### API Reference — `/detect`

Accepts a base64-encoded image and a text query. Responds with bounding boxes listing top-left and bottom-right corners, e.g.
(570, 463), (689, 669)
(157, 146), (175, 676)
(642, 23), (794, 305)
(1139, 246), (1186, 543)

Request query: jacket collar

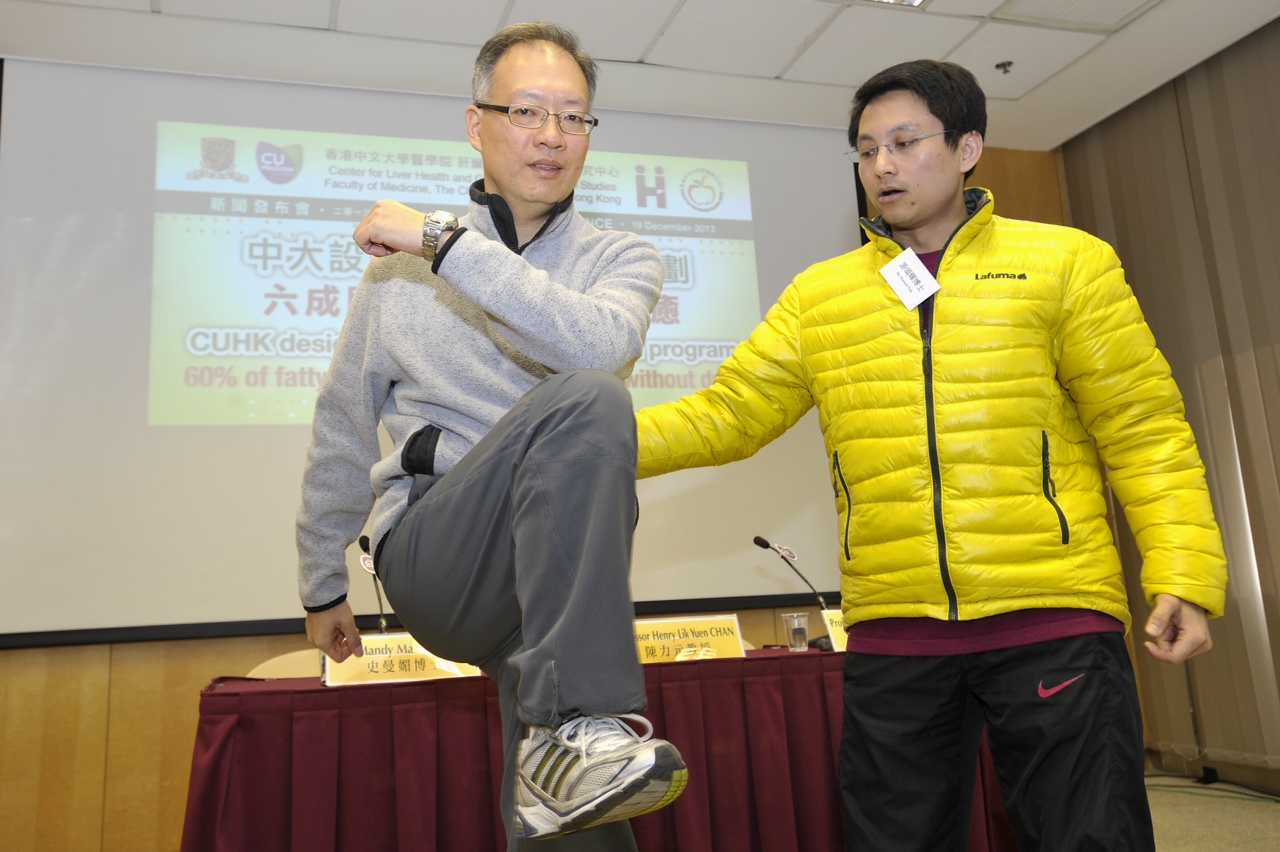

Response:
(861, 187), (994, 260)
(467, 179), (576, 253)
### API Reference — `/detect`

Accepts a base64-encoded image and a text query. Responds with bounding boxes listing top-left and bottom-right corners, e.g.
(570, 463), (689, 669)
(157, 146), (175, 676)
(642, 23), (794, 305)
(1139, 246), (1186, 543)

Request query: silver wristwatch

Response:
(421, 210), (459, 261)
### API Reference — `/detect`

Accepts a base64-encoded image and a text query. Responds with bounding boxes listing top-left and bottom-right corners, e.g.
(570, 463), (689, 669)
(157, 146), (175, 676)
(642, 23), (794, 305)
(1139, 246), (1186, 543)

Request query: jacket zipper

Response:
(832, 451), (853, 561)
(921, 214), (978, 622)
(866, 192), (989, 622)
(1041, 431), (1070, 545)
(920, 297), (958, 620)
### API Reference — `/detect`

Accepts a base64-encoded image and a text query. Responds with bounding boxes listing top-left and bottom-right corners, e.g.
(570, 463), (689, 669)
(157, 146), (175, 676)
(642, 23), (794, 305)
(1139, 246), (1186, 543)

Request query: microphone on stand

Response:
(753, 535), (827, 610)
(753, 535), (834, 651)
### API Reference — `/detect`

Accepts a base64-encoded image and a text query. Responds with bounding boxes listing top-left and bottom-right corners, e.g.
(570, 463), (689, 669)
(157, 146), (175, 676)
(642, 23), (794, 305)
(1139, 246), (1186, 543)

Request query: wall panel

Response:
(0, 646), (111, 851)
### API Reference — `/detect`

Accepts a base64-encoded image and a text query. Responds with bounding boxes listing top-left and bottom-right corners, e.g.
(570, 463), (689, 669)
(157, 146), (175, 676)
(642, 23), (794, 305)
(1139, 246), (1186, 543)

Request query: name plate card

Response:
(822, 609), (847, 651)
(322, 633), (481, 687)
(634, 614), (746, 664)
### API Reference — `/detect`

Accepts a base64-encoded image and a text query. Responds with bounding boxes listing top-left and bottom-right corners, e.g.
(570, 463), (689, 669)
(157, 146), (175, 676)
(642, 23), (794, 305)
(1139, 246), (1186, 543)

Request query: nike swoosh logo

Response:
(1037, 674), (1084, 699)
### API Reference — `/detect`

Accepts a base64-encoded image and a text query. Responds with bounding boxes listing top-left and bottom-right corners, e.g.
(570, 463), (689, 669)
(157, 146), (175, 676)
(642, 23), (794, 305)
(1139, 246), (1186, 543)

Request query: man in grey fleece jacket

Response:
(296, 22), (686, 851)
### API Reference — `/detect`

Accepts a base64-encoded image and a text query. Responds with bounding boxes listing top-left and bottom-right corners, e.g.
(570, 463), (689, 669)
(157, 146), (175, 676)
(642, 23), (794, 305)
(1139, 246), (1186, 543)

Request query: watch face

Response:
(423, 211), (457, 259)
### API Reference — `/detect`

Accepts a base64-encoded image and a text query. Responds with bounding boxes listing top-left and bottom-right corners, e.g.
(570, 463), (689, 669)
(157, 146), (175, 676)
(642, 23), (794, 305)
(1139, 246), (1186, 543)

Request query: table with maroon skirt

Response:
(182, 650), (1016, 851)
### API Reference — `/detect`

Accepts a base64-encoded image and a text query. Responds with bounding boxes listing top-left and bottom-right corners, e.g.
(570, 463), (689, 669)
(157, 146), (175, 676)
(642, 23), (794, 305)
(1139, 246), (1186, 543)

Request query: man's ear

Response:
(465, 105), (483, 154)
(960, 131), (983, 174)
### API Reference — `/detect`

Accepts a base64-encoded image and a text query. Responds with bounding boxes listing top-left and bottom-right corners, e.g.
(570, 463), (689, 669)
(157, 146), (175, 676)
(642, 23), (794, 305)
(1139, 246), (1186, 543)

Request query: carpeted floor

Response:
(1146, 773), (1280, 851)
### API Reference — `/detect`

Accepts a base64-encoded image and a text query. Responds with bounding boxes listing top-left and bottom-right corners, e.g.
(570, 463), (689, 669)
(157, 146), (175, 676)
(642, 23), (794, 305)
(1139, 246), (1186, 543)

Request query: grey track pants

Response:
(377, 370), (648, 851)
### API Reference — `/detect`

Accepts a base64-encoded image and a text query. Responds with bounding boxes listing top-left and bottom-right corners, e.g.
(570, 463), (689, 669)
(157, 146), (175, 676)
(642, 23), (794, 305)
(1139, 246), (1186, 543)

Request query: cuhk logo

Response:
(680, 168), (723, 212)
(257, 142), (303, 185)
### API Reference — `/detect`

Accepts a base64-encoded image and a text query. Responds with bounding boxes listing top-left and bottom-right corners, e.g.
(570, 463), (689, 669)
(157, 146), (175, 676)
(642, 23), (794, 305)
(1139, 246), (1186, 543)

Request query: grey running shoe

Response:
(513, 713), (688, 839)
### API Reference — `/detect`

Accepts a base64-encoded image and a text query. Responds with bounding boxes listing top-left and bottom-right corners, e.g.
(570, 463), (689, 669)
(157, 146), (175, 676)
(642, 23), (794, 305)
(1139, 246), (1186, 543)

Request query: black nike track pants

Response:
(838, 632), (1154, 851)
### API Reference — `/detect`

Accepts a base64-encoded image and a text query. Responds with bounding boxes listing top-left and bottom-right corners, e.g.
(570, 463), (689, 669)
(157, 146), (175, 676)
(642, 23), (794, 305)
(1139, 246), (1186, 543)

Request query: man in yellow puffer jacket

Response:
(637, 59), (1227, 851)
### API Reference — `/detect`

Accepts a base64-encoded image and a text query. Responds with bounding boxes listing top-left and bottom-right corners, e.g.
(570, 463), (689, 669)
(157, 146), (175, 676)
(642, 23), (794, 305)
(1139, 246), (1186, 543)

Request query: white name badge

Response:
(880, 248), (940, 310)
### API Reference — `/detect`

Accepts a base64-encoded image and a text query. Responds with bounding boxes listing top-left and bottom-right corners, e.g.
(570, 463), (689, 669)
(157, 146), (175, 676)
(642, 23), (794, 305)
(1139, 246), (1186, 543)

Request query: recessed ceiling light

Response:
(859, 0), (926, 7)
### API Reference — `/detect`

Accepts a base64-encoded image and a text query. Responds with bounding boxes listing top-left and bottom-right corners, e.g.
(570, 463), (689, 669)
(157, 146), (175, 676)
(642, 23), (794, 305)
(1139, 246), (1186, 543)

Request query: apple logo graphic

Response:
(680, 169), (724, 212)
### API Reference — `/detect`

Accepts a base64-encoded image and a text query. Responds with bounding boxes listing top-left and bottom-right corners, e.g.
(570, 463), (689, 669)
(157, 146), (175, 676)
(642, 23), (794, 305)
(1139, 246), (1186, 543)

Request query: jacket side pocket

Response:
(832, 450), (853, 561)
(1041, 431), (1070, 545)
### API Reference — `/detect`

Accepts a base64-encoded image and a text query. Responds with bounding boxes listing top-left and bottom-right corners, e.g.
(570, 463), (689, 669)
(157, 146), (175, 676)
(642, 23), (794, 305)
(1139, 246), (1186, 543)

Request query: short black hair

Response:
(849, 60), (987, 179)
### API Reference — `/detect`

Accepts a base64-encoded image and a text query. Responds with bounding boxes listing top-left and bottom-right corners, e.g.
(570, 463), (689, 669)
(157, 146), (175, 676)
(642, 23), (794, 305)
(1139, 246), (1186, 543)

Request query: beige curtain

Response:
(1061, 18), (1280, 793)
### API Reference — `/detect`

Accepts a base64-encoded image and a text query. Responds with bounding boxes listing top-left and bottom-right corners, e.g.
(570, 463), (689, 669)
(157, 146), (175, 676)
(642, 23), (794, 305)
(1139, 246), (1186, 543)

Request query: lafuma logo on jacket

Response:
(975, 271), (1028, 280)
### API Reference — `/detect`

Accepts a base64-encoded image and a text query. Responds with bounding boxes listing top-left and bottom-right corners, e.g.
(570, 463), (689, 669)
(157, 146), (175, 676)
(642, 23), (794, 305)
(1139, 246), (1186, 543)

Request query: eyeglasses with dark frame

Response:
(846, 129), (958, 164)
(474, 102), (600, 136)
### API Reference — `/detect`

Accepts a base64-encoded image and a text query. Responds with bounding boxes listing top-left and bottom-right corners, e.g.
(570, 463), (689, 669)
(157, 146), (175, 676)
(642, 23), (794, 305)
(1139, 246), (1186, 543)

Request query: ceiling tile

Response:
(995, 0), (1162, 32)
(34, 0), (151, 10)
(921, 0), (1006, 15)
(6, 0), (1278, 151)
(506, 0), (683, 63)
(159, 0), (331, 29)
(646, 0), (837, 78)
(334, 0), (507, 44)
(786, 3), (979, 86)
(946, 20), (1104, 99)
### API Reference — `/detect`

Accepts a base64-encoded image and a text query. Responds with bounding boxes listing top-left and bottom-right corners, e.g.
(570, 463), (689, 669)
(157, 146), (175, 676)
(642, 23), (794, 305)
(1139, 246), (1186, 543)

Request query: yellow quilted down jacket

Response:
(637, 188), (1227, 630)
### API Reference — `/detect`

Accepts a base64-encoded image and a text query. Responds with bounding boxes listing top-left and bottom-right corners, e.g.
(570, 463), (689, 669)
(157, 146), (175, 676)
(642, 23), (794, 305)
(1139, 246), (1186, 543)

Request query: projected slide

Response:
(148, 121), (760, 425)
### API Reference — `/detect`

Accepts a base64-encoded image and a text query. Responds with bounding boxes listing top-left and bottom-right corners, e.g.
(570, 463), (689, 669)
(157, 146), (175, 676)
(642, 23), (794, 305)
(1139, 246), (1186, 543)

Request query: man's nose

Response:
(869, 148), (897, 175)
(533, 115), (566, 146)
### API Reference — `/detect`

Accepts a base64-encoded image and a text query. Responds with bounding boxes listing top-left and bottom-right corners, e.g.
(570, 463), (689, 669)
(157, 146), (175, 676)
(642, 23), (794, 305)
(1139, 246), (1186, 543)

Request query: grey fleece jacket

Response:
(295, 182), (663, 610)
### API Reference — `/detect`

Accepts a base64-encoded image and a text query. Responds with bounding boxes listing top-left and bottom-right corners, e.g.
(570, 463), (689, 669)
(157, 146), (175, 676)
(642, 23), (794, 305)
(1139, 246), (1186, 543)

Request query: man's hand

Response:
(353, 199), (432, 257)
(306, 601), (364, 662)
(1144, 593), (1212, 664)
